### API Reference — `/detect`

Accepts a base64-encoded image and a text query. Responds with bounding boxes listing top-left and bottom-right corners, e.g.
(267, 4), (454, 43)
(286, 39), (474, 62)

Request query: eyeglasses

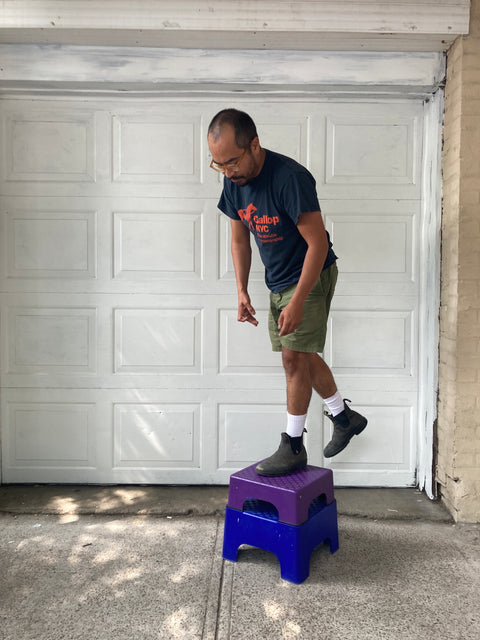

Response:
(209, 148), (247, 173)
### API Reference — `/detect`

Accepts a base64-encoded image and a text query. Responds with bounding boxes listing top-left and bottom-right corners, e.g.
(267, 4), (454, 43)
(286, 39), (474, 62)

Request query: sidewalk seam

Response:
(202, 517), (226, 640)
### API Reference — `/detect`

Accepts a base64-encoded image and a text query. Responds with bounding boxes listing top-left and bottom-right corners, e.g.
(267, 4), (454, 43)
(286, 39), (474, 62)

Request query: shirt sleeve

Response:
(218, 181), (241, 220)
(281, 170), (321, 224)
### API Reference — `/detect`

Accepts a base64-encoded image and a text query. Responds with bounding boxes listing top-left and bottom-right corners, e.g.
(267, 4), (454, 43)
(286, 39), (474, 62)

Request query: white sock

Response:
(324, 391), (345, 417)
(286, 412), (307, 438)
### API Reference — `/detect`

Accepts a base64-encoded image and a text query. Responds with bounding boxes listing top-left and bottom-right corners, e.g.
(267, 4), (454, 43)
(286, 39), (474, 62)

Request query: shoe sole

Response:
(255, 460), (307, 477)
(323, 419), (368, 458)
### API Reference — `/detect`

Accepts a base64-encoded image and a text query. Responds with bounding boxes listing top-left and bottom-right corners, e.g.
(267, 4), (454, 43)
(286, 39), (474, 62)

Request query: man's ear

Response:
(250, 136), (261, 153)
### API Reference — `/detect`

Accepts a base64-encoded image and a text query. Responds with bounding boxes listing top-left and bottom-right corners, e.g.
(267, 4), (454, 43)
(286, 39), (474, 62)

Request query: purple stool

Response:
(227, 463), (335, 525)
(222, 498), (339, 584)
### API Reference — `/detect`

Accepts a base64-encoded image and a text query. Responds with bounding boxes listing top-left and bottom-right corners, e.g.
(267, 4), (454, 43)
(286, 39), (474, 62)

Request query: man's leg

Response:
(282, 348), (312, 415)
(307, 352), (337, 399)
(255, 347), (368, 474)
(308, 352), (345, 416)
(308, 353), (368, 457)
(257, 264), (367, 474)
(255, 348), (310, 476)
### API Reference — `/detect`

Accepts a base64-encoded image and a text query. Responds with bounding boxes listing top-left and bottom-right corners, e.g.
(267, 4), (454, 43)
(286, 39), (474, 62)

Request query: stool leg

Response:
(222, 508), (242, 562)
(327, 524), (339, 554)
(277, 542), (311, 584)
(222, 537), (240, 562)
(323, 502), (339, 554)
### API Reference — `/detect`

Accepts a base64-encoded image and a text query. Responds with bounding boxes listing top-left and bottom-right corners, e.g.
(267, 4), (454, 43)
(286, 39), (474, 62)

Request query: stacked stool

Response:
(222, 463), (339, 584)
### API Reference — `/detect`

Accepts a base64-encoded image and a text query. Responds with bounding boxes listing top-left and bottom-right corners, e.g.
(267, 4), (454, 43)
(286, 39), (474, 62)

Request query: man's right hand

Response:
(237, 294), (258, 326)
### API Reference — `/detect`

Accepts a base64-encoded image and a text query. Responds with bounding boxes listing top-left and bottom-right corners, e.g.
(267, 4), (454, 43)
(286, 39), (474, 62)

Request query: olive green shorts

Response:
(268, 262), (338, 353)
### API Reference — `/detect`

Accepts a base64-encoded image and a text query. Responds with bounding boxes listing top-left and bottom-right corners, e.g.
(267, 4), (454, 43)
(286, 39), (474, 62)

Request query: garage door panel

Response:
(327, 310), (414, 376)
(3, 110), (97, 184)
(113, 403), (201, 469)
(110, 197), (220, 289)
(6, 208), (97, 279)
(5, 401), (97, 471)
(7, 306), (97, 374)
(113, 210), (203, 280)
(114, 308), (203, 374)
(1, 197), (103, 290)
(318, 102), (422, 199)
(326, 119), (416, 184)
(0, 97), (426, 486)
(219, 306), (281, 374)
(323, 198), (419, 295)
(329, 215), (414, 281)
(107, 105), (213, 198)
(112, 114), (202, 184)
(255, 118), (310, 166)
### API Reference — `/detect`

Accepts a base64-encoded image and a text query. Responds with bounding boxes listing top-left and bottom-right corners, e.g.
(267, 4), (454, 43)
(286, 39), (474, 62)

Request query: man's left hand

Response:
(278, 302), (303, 337)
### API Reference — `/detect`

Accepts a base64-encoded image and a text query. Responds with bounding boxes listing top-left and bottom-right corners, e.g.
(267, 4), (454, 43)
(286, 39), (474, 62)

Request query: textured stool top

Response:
(228, 463), (334, 525)
(230, 462), (332, 492)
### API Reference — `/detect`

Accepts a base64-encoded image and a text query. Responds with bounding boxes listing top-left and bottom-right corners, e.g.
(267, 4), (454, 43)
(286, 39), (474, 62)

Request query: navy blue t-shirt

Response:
(218, 149), (337, 293)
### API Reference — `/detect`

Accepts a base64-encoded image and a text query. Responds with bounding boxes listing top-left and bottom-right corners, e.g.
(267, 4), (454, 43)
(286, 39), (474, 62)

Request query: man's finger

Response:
(239, 310), (258, 326)
(279, 324), (289, 336)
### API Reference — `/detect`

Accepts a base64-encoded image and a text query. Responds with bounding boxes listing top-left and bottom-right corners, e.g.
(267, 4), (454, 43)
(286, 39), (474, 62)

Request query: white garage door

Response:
(0, 96), (426, 485)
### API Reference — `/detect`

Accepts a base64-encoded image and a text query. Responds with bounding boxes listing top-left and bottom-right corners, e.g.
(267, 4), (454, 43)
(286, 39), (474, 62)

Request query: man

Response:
(208, 108), (367, 476)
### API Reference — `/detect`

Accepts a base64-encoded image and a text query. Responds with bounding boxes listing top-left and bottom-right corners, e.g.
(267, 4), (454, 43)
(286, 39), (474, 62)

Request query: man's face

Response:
(208, 125), (261, 186)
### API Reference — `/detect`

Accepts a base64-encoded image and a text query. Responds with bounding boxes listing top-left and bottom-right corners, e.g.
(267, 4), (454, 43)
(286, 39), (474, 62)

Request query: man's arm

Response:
(277, 210), (329, 337)
(230, 219), (258, 326)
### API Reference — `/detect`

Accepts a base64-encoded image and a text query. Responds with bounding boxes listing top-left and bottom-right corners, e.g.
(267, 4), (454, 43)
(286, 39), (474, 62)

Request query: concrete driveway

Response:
(1, 485), (479, 640)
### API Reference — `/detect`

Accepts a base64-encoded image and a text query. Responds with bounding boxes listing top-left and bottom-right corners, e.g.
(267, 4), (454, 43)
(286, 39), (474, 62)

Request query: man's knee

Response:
(281, 347), (308, 376)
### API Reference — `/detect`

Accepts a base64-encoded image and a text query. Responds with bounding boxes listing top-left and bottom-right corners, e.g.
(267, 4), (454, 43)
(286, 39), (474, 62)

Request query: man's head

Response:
(208, 108), (265, 186)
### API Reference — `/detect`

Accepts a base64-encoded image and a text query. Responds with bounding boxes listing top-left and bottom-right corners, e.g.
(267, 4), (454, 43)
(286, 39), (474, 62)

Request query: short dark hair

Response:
(208, 109), (258, 149)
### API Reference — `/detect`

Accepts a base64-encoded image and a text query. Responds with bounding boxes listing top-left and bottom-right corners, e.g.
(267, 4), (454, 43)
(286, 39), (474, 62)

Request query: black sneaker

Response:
(323, 400), (367, 458)
(255, 433), (307, 477)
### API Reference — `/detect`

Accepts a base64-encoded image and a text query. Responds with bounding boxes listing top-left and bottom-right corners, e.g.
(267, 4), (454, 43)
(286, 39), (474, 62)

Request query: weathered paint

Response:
(0, 1), (471, 51)
(0, 45), (446, 96)
(418, 90), (444, 499)
(0, 0), (471, 35)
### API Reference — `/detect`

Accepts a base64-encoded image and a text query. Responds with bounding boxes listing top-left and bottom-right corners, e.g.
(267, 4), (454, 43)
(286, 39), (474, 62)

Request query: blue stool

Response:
(222, 496), (339, 584)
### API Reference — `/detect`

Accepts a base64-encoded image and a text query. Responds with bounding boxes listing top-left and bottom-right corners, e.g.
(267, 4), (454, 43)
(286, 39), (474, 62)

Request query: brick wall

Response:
(438, 0), (480, 522)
